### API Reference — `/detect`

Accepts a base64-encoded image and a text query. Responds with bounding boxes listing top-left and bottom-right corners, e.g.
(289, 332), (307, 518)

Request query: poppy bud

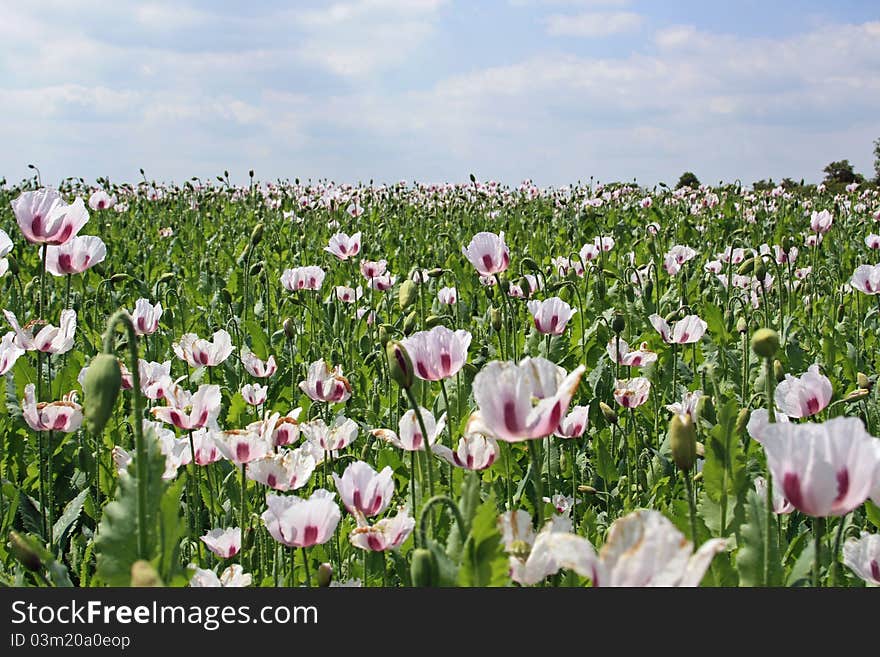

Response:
(737, 257), (756, 276)
(425, 314), (444, 328)
(23, 278), (35, 298)
(110, 273), (129, 284)
(82, 353), (122, 435)
(317, 562), (333, 587)
(399, 279), (418, 310)
(753, 257), (767, 280)
(9, 531), (42, 572)
(837, 304), (845, 323)
(577, 485), (597, 494)
(696, 394), (715, 424)
(250, 222), (264, 247)
(844, 388), (870, 403)
(249, 260), (264, 276)
(411, 548), (438, 587)
(377, 325), (390, 346)
(736, 317), (748, 334)
(283, 317), (296, 339)
(751, 328), (779, 358)
(220, 289), (232, 306)
(669, 413), (697, 472)
(403, 311), (418, 335)
(5, 254), (18, 276)
(612, 314), (625, 334)
(427, 268), (445, 278)
(130, 560), (163, 587)
(735, 407), (750, 436)
(386, 340), (414, 389)
(599, 401), (618, 425)
(489, 306), (502, 331)
(857, 372), (871, 390)
(157, 272), (175, 284)
(773, 359), (784, 382)
(644, 279), (653, 300)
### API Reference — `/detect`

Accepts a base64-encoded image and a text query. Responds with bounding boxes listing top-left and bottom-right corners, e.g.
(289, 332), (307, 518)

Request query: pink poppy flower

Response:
(172, 330), (233, 368)
(241, 348), (277, 378)
(462, 231), (510, 276)
(843, 532), (880, 586)
(437, 286), (458, 305)
(0, 332), (24, 375)
(262, 489), (341, 548)
(131, 299), (162, 336)
(613, 377), (651, 409)
(272, 409), (303, 447)
(22, 384), (83, 433)
(400, 326), (471, 381)
(200, 528), (241, 559)
(332, 460), (394, 518)
(554, 404), (590, 439)
(4, 309), (76, 355)
(649, 314), (707, 344)
(527, 297), (577, 335)
(433, 431), (499, 470)
(360, 259), (387, 279)
(606, 339), (657, 368)
(151, 384), (221, 431)
(88, 189), (116, 211)
(281, 266), (325, 291)
(12, 189), (88, 246)
(349, 507), (415, 552)
(43, 235), (106, 276)
(248, 447), (315, 491)
(213, 427), (272, 466)
(299, 359), (352, 403)
(810, 209), (833, 233)
(240, 383), (268, 407)
(774, 365), (832, 418)
(372, 407), (446, 452)
(851, 264), (880, 295)
(467, 357), (586, 442)
(138, 359), (175, 400)
(325, 232), (362, 260)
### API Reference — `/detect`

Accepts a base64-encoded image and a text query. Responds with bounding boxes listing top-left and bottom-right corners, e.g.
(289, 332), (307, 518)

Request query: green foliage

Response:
(735, 489), (783, 587)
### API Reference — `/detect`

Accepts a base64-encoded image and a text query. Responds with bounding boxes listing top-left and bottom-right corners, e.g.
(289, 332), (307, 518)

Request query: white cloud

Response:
(545, 11), (644, 36)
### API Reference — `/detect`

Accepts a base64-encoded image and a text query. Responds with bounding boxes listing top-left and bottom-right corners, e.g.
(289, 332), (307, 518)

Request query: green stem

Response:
(527, 440), (544, 528)
(813, 516), (824, 588)
(302, 547), (312, 587)
(404, 388), (435, 498)
(763, 355), (776, 587)
(830, 514), (847, 587)
(684, 468), (698, 544)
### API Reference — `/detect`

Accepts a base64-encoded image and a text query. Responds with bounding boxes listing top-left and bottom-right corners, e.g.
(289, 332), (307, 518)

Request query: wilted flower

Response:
(4, 309), (76, 354)
(607, 338), (658, 368)
(190, 565), (252, 587)
(349, 507), (415, 552)
(272, 409), (303, 447)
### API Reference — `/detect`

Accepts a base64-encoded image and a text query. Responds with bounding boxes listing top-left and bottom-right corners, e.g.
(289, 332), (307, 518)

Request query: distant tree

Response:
(752, 178), (775, 191)
(781, 177), (801, 190)
(822, 159), (859, 186)
(873, 137), (880, 183)
(675, 171), (700, 189)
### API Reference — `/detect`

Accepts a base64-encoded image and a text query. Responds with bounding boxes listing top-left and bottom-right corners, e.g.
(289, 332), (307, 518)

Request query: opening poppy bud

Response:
(577, 485), (597, 494)
(669, 413), (697, 472)
(387, 340), (414, 389)
(130, 560), (163, 587)
(317, 562), (333, 587)
(411, 548), (438, 587)
(425, 314), (443, 328)
(612, 313), (626, 334)
(489, 306), (502, 331)
(82, 353), (122, 435)
(599, 401), (618, 425)
(5, 254), (18, 276)
(250, 223), (264, 247)
(735, 407), (750, 436)
(403, 310), (418, 335)
(399, 279), (418, 310)
(857, 372), (871, 390)
(773, 359), (784, 382)
(282, 317), (296, 339)
(249, 260), (264, 276)
(9, 531), (42, 572)
(845, 388), (870, 403)
(737, 257), (756, 276)
(750, 328), (779, 358)
(736, 317), (748, 334)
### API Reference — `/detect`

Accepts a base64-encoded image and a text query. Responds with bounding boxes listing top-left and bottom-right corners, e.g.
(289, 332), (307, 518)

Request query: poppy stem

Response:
(302, 547), (312, 587)
(527, 439), (544, 528)
(830, 514), (847, 587)
(813, 516), (824, 588)
(404, 388), (435, 498)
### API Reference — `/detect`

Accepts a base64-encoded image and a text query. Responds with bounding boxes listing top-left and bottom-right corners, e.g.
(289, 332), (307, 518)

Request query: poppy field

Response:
(1, 175), (879, 588)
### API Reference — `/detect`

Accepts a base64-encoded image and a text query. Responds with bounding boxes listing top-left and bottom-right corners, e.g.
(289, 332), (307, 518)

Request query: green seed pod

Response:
(411, 548), (438, 587)
(735, 407), (750, 436)
(317, 562), (333, 587)
(489, 306), (502, 331)
(425, 314), (444, 328)
(130, 560), (163, 587)
(9, 531), (42, 572)
(669, 413), (697, 472)
(377, 324), (390, 346)
(612, 314), (626, 334)
(752, 257), (767, 280)
(737, 257), (756, 276)
(857, 372), (872, 390)
(283, 317), (296, 339)
(773, 359), (784, 382)
(696, 394), (715, 425)
(736, 317), (748, 334)
(599, 401), (618, 425)
(403, 310), (418, 335)
(386, 340), (414, 389)
(399, 279), (418, 310)
(751, 328), (780, 358)
(82, 353), (122, 435)
(250, 222), (264, 247)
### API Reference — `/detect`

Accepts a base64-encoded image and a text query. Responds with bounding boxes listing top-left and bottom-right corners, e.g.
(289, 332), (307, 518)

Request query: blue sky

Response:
(1, 0), (878, 187)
